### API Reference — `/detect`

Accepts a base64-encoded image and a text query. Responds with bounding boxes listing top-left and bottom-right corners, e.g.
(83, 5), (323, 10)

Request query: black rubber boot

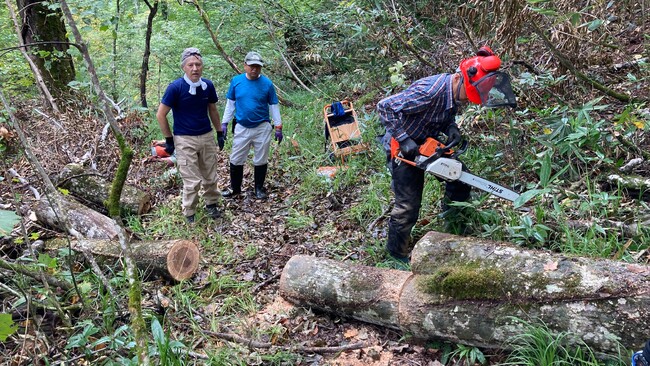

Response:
(254, 164), (268, 199)
(222, 164), (243, 198)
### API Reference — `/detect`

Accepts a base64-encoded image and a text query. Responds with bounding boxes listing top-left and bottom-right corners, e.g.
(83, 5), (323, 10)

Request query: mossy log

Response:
(605, 174), (650, 200)
(58, 163), (151, 215)
(34, 192), (119, 239)
(72, 239), (200, 281)
(279, 232), (650, 355)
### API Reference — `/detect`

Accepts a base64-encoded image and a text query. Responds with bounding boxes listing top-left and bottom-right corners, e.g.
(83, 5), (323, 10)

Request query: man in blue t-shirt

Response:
(221, 51), (283, 200)
(156, 47), (224, 223)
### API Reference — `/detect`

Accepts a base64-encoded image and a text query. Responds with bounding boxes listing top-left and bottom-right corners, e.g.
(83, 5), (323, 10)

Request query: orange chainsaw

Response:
(390, 136), (520, 202)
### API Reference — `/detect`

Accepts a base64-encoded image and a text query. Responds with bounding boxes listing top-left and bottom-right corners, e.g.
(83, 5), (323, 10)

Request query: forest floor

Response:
(3, 85), (649, 365)
(1, 100), (503, 365)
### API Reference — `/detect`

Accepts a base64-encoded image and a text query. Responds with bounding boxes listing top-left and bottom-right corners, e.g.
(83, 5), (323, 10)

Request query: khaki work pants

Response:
(175, 131), (220, 217)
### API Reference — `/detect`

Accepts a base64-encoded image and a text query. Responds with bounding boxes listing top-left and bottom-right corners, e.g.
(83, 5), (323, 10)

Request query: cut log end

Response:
(166, 240), (200, 281)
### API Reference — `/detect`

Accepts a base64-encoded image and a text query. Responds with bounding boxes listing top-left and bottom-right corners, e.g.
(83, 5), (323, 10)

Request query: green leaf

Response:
(38, 253), (57, 269)
(539, 151), (552, 188)
(514, 188), (549, 208)
(151, 317), (165, 344)
(0, 209), (19, 236)
(587, 19), (603, 31)
(569, 12), (581, 26)
(0, 313), (18, 341)
(529, 7), (557, 16)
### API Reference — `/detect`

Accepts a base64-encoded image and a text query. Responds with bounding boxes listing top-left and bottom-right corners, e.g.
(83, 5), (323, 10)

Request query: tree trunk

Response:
(17, 0), (75, 93)
(279, 232), (650, 355)
(57, 163), (151, 215)
(71, 238), (200, 281)
(34, 192), (120, 239)
(140, 0), (158, 108)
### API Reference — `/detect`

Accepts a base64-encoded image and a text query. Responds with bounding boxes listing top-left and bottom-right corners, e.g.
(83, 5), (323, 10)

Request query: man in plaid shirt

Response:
(378, 46), (514, 263)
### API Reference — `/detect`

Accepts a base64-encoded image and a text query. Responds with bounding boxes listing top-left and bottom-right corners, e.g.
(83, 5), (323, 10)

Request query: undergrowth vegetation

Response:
(0, 0), (648, 365)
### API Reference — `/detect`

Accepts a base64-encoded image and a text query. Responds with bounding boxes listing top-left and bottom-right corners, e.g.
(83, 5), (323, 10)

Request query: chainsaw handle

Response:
(394, 155), (417, 166)
(450, 139), (468, 158)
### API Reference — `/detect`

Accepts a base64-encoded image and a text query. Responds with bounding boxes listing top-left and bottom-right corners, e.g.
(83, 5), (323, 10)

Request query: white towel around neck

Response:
(183, 74), (207, 95)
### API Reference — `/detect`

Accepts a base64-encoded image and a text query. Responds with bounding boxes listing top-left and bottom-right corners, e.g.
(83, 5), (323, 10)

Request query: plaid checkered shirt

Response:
(377, 73), (458, 143)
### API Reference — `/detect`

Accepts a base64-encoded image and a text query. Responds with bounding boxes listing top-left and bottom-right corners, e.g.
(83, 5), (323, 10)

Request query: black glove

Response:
(217, 131), (225, 151)
(164, 136), (175, 155)
(446, 125), (462, 147)
(398, 137), (419, 160)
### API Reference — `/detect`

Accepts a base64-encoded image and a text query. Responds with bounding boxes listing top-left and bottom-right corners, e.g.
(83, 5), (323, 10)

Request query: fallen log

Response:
(72, 239), (200, 281)
(57, 163), (152, 215)
(34, 192), (119, 239)
(279, 232), (650, 355)
(604, 174), (650, 201)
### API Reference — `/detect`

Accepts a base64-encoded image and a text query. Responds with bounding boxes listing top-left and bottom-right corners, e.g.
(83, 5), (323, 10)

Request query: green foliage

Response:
(151, 317), (188, 366)
(388, 60), (412, 89)
(501, 318), (620, 366)
(0, 209), (19, 236)
(37, 253), (58, 270)
(286, 207), (315, 229)
(507, 215), (552, 247)
(0, 313), (18, 341)
(66, 319), (101, 351)
(445, 343), (487, 366)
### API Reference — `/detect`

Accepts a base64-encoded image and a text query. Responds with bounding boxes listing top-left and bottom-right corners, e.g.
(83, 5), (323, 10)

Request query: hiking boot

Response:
(185, 214), (195, 224)
(205, 204), (222, 219)
(255, 187), (268, 200)
(221, 189), (241, 198)
(254, 164), (268, 200)
(223, 164), (244, 199)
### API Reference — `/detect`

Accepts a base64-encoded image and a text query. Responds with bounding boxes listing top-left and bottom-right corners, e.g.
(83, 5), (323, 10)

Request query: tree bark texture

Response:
(57, 163), (151, 215)
(34, 192), (119, 240)
(605, 174), (650, 201)
(279, 232), (650, 355)
(71, 238), (200, 281)
(17, 0), (75, 93)
(139, 0), (158, 108)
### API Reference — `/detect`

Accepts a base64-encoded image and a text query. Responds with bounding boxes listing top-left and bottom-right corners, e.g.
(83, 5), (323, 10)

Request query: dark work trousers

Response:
(387, 158), (471, 258)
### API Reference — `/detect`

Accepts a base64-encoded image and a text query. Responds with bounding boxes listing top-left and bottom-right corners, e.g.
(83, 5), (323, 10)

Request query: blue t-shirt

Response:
(161, 77), (219, 136)
(226, 74), (279, 128)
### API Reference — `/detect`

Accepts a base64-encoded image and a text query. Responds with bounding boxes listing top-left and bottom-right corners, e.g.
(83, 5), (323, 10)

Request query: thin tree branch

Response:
(382, 1), (437, 69)
(189, 0), (240, 74)
(615, 134), (650, 161)
(528, 19), (637, 103)
(7, 168), (40, 200)
(0, 257), (72, 292)
(259, 6), (313, 93)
